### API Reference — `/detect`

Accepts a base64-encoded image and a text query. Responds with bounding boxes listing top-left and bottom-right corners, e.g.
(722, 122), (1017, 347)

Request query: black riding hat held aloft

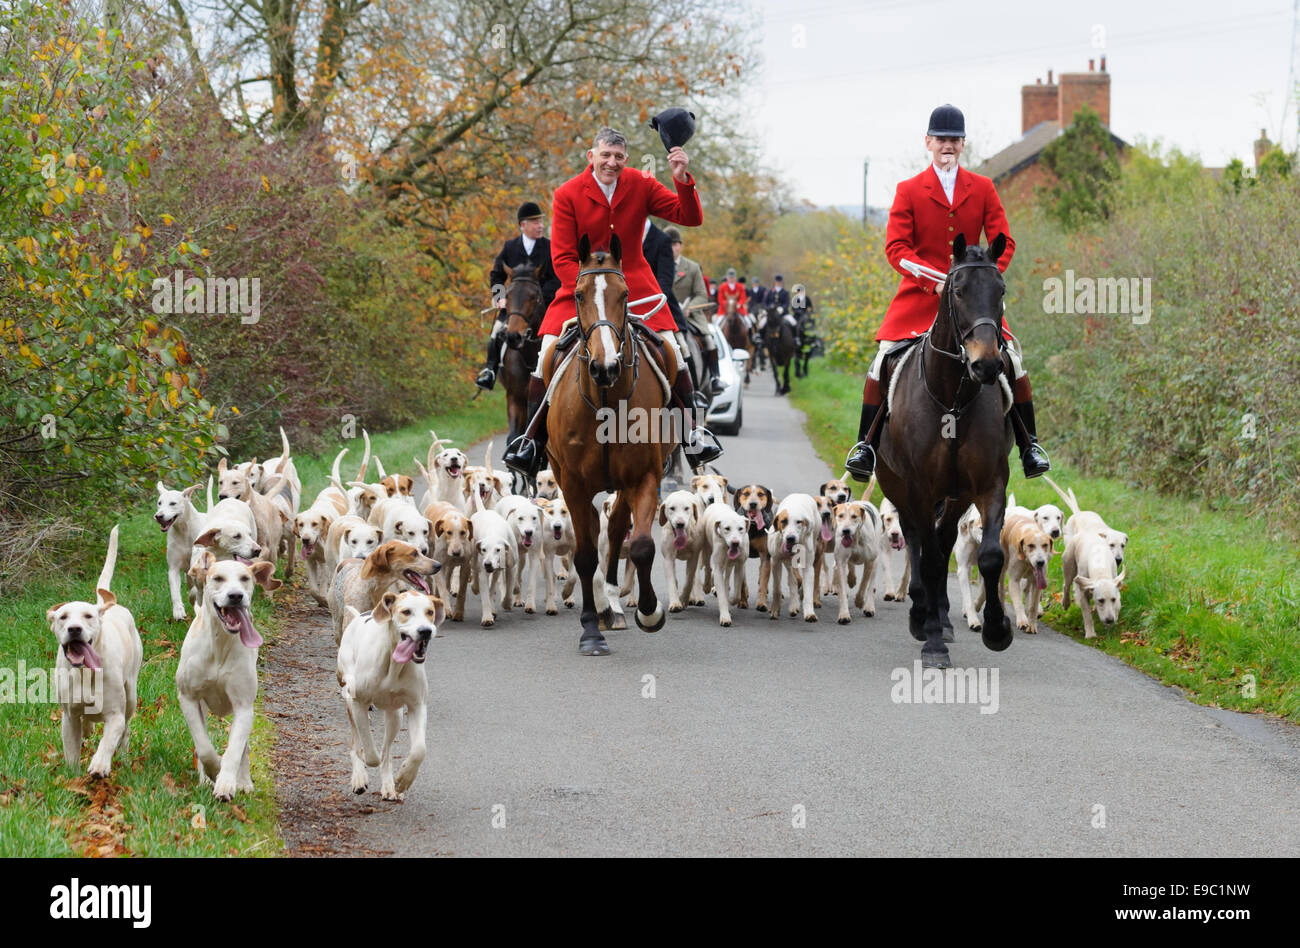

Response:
(927, 104), (965, 137)
(649, 108), (696, 152)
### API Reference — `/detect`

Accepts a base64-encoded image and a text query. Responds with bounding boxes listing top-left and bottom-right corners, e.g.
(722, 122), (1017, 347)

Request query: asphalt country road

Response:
(270, 383), (1300, 856)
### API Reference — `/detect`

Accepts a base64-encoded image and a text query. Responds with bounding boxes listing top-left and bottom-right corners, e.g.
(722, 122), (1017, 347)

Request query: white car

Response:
(706, 324), (748, 436)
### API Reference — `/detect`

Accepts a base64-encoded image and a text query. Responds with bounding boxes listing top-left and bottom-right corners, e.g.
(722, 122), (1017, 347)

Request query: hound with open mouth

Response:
(47, 526), (143, 777)
(338, 590), (445, 801)
(732, 483), (776, 611)
(993, 512), (1053, 634)
(877, 496), (911, 602)
(176, 553), (280, 800)
(328, 540), (440, 644)
(831, 500), (882, 625)
(657, 490), (707, 613)
(416, 430), (470, 512)
(768, 493), (819, 622)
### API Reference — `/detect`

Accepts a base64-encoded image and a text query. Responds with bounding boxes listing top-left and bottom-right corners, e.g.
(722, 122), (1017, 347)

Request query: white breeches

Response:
(532, 327), (686, 379)
(868, 336), (1025, 380)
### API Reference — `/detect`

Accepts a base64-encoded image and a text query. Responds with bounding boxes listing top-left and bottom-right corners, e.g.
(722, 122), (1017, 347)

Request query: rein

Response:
(506, 274), (543, 346)
(919, 258), (1005, 418)
(574, 265), (641, 414)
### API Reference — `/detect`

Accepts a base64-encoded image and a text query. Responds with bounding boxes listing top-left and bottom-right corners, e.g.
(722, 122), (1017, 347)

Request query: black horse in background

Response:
(763, 307), (796, 395)
(793, 311), (817, 379)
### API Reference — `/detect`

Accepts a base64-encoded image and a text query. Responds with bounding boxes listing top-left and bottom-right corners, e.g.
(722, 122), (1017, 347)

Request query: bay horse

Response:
(874, 233), (1015, 668)
(764, 309), (795, 395)
(502, 263), (543, 480)
(720, 295), (753, 385)
(545, 233), (674, 656)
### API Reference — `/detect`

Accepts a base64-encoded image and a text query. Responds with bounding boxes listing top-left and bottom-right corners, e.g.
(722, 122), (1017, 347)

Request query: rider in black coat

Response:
(477, 202), (561, 390)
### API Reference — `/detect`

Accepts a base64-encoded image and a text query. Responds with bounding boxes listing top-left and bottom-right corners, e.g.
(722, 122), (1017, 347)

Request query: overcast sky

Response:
(748, 0), (1298, 207)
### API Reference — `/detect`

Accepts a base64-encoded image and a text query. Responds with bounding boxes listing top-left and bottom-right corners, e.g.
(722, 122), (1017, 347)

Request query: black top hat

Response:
(773, 274), (784, 281)
(649, 108), (697, 152)
(927, 104), (965, 137)
(517, 201), (543, 222)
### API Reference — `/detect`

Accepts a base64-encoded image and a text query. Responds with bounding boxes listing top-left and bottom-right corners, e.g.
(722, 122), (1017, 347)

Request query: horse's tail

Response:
(1040, 474), (1079, 516)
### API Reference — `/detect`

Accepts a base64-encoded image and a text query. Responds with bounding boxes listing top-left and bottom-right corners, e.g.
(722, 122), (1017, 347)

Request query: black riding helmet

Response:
(649, 107), (697, 152)
(927, 104), (965, 137)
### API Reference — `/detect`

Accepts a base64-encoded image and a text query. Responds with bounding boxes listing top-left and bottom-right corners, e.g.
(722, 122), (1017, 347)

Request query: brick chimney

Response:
(1058, 57), (1110, 128)
(1254, 128), (1273, 169)
(1021, 70), (1058, 134)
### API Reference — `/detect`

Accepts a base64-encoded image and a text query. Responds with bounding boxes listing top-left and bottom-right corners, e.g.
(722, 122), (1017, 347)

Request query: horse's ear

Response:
(578, 233), (591, 265)
(989, 232), (1007, 263)
(951, 233), (967, 261)
(609, 232), (622, 266)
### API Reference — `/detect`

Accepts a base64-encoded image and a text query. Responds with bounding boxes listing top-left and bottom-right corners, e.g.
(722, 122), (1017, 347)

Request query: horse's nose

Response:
(969, 357), (1001, 385)
(590, 361), (619, 387)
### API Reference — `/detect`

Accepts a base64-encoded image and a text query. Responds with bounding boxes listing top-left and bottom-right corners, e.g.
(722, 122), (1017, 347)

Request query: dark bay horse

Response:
(502, 264), (543, 475)
(545, 234), (674, 656)
(874, 233), (1015, 668)
(720, 296), (753, 384)
(764, 310), (795, 395)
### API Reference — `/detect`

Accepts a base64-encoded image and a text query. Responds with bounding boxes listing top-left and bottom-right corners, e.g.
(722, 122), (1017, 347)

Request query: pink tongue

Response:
(820, 520), (833, 543)
(159, 521), (170, 532)
(727, 545), (741, 560)
(522, 535), (533, 548)
(840, 534), (853, 548)
(67, 641), (103, 671)
(750, 510), (765, 530)
(1034, 565), (1047, 590)
(891, 536), (905, 551)
(673, 526), (687, 550)
(237, 610), (263, 649)
(392, 637), (418, 664)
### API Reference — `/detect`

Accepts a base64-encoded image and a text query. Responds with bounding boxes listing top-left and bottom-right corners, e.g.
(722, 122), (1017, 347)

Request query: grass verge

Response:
(789, 360), (1300, 723)
(0, 385), (506, 856)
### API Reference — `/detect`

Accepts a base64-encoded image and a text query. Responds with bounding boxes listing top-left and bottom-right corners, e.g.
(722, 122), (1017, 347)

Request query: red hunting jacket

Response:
(715, 280), (747, 317)
(541, 166), (704, 336)
(879, 165), (1015, 341)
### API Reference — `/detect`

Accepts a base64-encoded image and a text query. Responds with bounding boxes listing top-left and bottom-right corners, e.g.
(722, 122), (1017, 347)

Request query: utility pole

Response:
(1287, 0), (1300, 148)
(862, 159), (869, 228)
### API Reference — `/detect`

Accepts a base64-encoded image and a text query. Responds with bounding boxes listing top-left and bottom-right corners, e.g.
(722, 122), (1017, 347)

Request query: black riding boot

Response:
(1012, 399), (1051, 478)
(503, 375), (549, 477)
(671, 370), (723, 467)
(703, 346), (726, 395)
(476, 327), (504, 390)
(844, 401), (881, 482)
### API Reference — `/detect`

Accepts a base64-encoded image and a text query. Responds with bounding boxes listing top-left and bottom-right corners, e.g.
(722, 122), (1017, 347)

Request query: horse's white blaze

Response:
(594, 275), (618, 369)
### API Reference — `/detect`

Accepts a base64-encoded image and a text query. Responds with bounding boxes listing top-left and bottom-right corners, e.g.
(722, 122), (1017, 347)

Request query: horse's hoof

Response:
(982, 616), (1014, 652)
(579, 636), (610, 657)
(635, 605), (666, 633)
(921, 650), (953, 670)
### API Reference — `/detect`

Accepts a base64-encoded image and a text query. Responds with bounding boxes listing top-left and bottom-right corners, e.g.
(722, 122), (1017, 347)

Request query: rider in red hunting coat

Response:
(715, 270), (748, 318)
(504, 126), (721, 478)
(844, 104), (1050, 481)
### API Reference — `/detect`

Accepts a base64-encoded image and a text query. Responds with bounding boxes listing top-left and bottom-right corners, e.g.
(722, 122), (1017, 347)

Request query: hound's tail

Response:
(278, 426), (291, 465)
(373, 455), (387, 480)
(97, 525), (120, 599)
(206, 475), (214, 512)
(330, 448), (349, 495)
(356, 429), (372, 482)
(1040, 474), (1079, 516)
